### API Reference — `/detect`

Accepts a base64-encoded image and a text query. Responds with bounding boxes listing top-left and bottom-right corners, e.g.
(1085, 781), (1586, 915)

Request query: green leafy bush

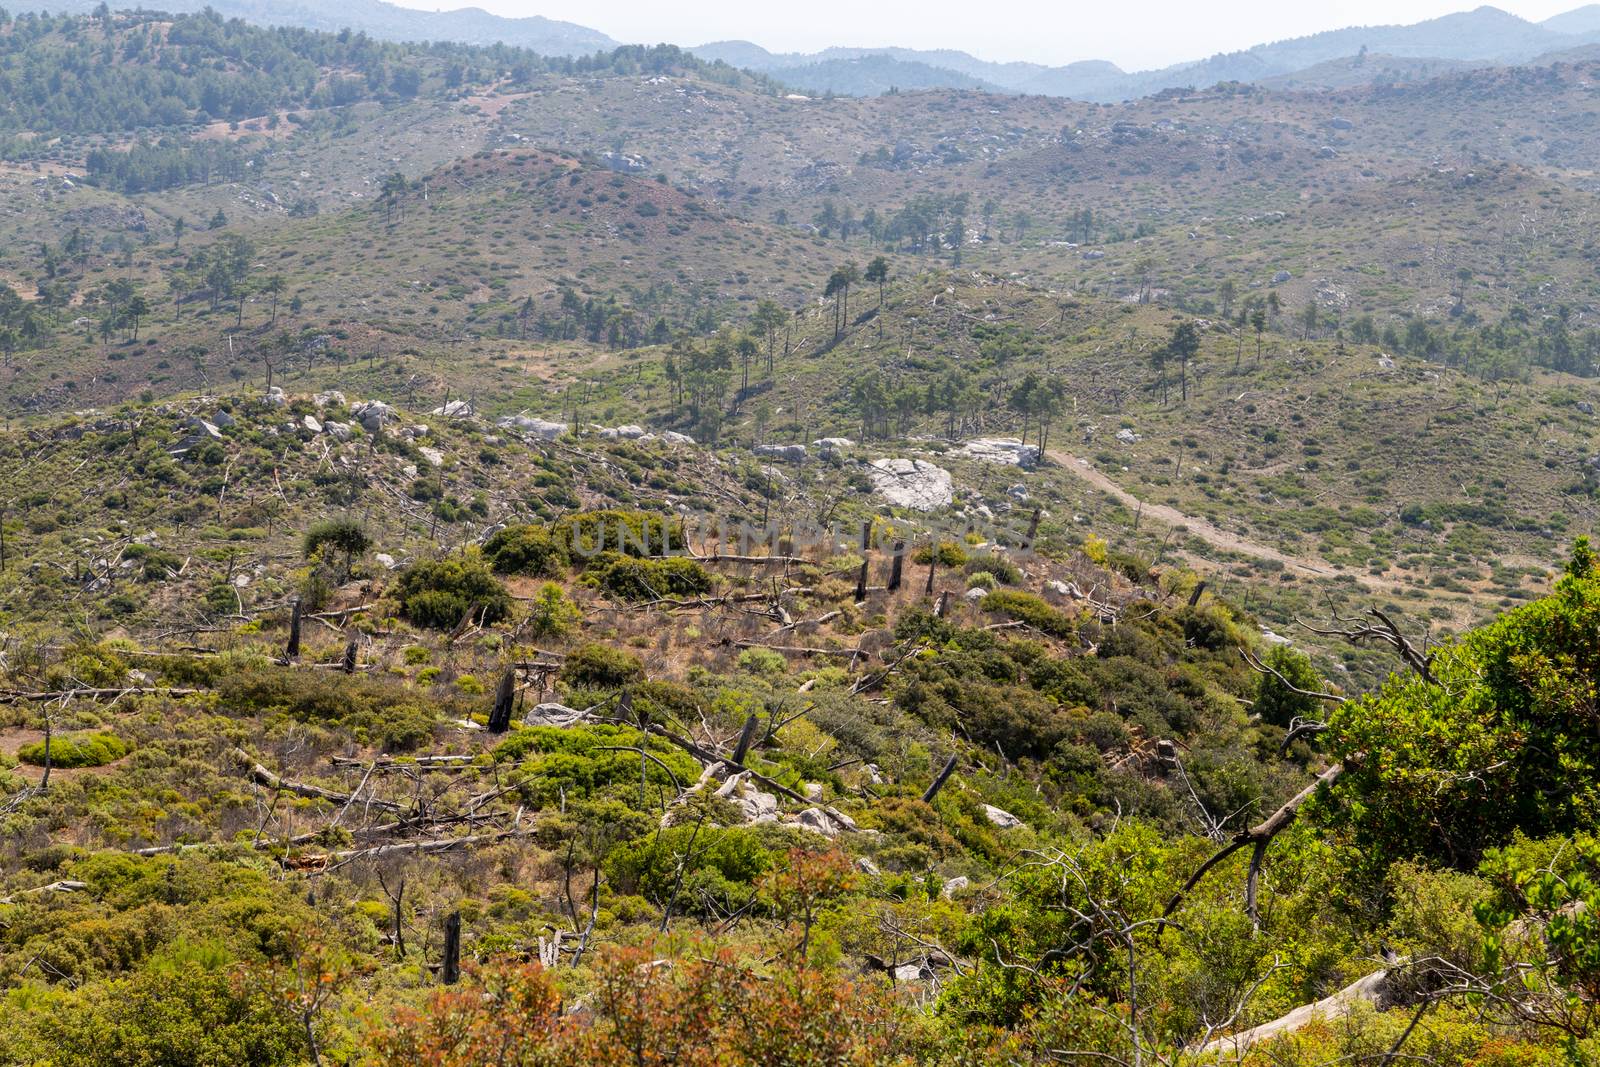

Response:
(561, 643), (645, 690)
(585, 553), (711, 601)
(218, 668), (438, 749)
(483, 524), (568, 576)
(981, 589), (1076, 638)
(396, 554), (511, 629)
(18, 731), (129, 768)
(524, 581), (582, 638)
(553, 509), (683, 559)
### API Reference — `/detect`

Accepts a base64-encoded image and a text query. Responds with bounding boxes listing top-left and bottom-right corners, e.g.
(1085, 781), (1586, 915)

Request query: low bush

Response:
(561, 643), (645, 690)
(396, 554), (511, 629)
(981, 589), (1076, 637)
(585, 553), (711, 601)
(18, 731), (129, 768)
(483, 524), (567, 576)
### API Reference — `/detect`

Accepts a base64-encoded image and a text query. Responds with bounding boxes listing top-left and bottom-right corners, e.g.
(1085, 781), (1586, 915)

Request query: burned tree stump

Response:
(888, 541), (906, 591)
(922, 754), (959, 804)
(342, 640), (359, 675)
(924, 544), (937, 595)
(442, 911), (461, 984)
(732, 713), (760, 765)
(487, 668), (517, 733)
(854, 557), (869, 602)
(285, 598), (302, 660)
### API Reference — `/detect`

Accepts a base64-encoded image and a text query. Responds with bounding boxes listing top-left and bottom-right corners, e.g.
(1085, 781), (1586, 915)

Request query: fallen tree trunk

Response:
(232, 748), (403, 813)
(1195, 966), (1394, 1056)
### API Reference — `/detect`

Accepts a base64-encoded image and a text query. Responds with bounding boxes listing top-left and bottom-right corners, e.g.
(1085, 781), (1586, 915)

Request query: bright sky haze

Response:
(389, 0), (1588, 69)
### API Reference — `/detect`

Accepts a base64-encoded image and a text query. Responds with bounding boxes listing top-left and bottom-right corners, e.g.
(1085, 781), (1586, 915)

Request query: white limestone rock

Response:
(869, 458), (953, 511)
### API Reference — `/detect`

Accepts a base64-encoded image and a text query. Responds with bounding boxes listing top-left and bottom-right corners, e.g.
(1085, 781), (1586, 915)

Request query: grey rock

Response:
(431, 399), (475, 419)
(659, 430), (695, 446)
(941, 876), (970, 899)
(418, 446), (445, 467)
(211, 410), (237, 429)
(869, 458), (954, 511)
(324, 421), (353, 441)
(497, 415), (568, 440)
(598, 424), (647, 439)
(302, 415), (323, 434)
(1273, 270), (1292, 284)
(1115, 427), (1140, 444)
(524, 702), (590, 728)
(961, 438), (1040, 469)
(314, 391), (346, 409)
(755, 443), (807, 462)
(982, 804), (1023, 829)
(1579, 401), (1594, 415)
(965, 587), (990, 602)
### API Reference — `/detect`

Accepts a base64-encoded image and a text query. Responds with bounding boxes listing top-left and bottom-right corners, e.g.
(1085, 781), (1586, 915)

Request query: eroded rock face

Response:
(496, 415), (568, 440)
(961, 438), (1039, 469)
(597, 424), (647, 439)
(983, 804), (1023, 829)
(869, 458), (954, 510)
(351, 400), (397, 432)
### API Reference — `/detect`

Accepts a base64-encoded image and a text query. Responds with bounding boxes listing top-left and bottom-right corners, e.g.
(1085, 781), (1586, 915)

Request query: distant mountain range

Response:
(694, 6), (1600, 99)
(30, 1), (1600, 99)
(26, 0), (619, 55)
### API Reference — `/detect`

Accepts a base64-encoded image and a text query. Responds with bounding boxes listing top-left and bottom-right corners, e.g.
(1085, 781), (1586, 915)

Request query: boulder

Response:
(1115, 427), (1140, 444)
(659, 430), (695, 446)
(982, 804), (1024, 829)
(211, 410), (237, 429)
(374, 553), (397, 570)
(940, 876), (970, 899)
(965, 587), (990, 602)
(813, 437), (855, 454)
(497, 415), (567, 440)
(869, 458), (954, 511)
(432, 399), (474, 419)
(1007, 483), (1029, 501)
(755, 443), (807, 462)
(324, 421), (354, 441)
(418, 446), (445, 467)
(1273, 270), (1293, 284)
(264, 386), (288, 408)
(961, 438), (1039, 469)
(793, 807), (848, 837)
(351, 400), (397, 432)
(524, 703), (590, 728)
(598, 424), (647, 440)
(314, 391), (346, 409)
(302, 415), (322, 434)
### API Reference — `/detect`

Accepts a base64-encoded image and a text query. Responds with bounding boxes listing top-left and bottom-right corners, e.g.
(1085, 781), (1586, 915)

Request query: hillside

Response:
(3, 8), (1600, 1066)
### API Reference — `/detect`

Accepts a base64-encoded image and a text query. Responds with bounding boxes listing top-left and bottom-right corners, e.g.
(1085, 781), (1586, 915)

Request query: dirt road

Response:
(1043, 448), (1392, 591)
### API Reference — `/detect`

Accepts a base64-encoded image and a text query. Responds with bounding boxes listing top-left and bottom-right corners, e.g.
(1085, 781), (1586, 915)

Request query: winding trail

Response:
(1042, 448), (1398, 593)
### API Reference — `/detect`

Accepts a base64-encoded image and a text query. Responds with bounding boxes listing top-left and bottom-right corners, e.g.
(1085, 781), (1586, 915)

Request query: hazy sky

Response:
(391, 0), (1587, 68)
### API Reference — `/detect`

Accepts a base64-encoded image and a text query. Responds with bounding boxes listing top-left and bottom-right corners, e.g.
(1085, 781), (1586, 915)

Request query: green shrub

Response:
(483, 524), (567, 576)
(585, 553), (711, 601)
(302, 517), (371, 565)
(913, 541), (969, 568)
(18, 731), (129, 768)
(553, 509), (683, 559)
(965, 552), (1021, 584)
(396, 554), (511, 629)
(561, 643), (645, 690)
(981, 589), (1076, 638)
(524, 582), (582, 638)
(218, 669), (438, 749)
(737, 647), (788, 677)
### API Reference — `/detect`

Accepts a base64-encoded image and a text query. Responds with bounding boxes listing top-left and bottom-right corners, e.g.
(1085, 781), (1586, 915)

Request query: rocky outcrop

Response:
(497, 415), (568, 440)
(961, 438), (1040, 469)
(869, 458), (953, 510)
